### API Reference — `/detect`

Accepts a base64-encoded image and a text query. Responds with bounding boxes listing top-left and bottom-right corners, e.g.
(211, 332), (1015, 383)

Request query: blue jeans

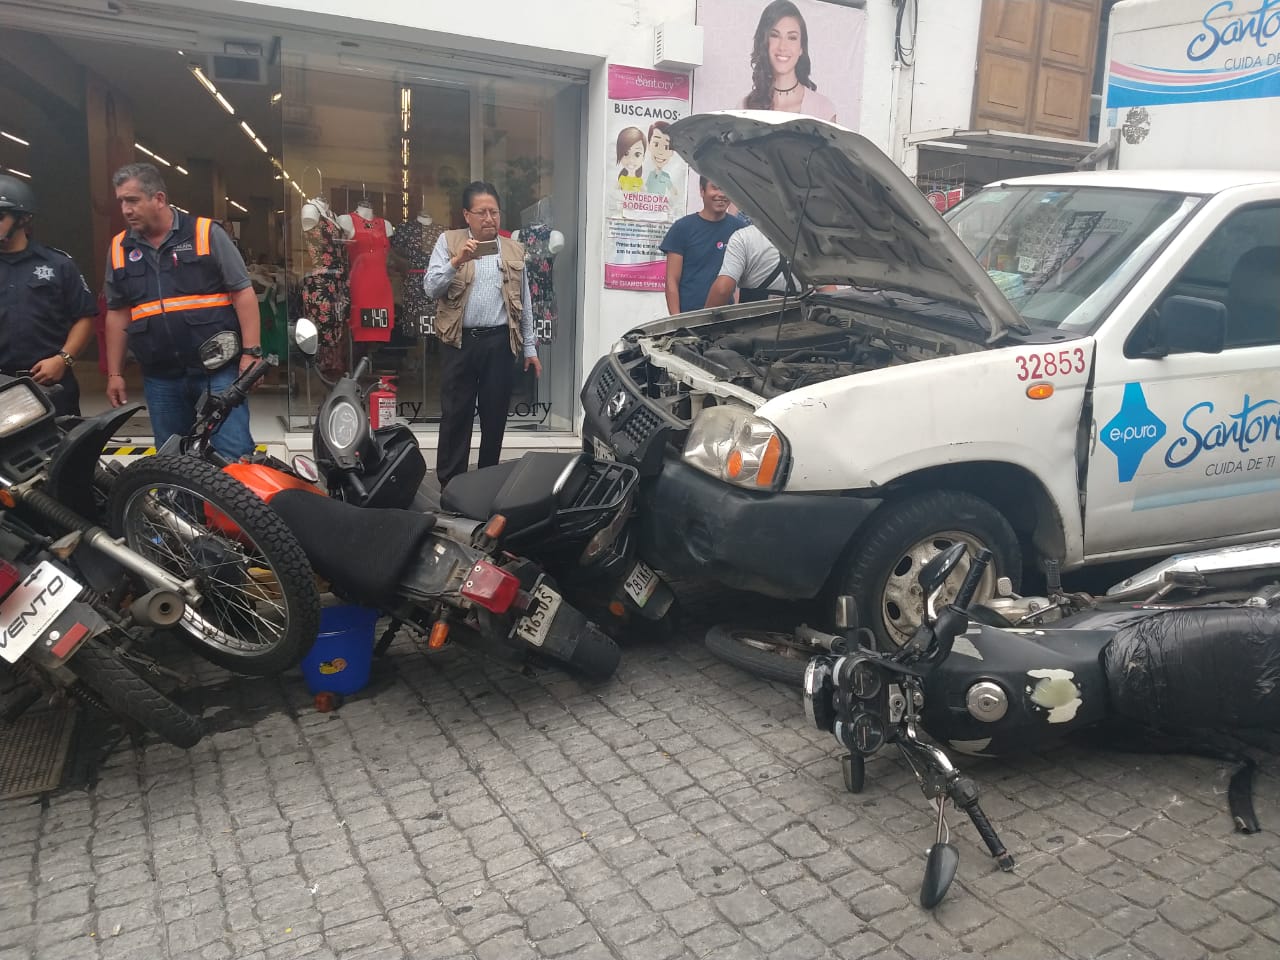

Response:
(143, 365), (254, 460)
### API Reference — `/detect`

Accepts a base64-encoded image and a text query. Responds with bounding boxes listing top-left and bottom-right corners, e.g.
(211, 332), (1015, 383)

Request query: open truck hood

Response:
(669, 111), (1030, 342)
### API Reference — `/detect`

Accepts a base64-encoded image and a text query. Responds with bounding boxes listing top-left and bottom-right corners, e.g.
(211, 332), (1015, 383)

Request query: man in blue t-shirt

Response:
(660, 177), (745, 314)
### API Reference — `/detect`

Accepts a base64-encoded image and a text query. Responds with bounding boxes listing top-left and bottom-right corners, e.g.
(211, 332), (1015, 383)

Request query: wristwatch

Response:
(241, 345), (264, 358)
(57, 351), (74, 368)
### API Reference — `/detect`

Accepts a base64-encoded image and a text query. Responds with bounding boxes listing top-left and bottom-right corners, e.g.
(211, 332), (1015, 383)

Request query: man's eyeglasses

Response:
(467, 209), (501, 220)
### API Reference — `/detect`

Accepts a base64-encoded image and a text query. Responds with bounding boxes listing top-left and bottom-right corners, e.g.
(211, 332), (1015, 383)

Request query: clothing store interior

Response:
(1, 11), (583, 439)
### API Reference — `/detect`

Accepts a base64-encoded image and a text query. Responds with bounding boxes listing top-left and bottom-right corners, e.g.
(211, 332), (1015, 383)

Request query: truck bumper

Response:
(635, 461), (881, 600)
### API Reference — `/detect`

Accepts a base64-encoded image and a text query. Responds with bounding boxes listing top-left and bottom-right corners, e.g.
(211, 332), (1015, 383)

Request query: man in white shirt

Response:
(705, 224), (797, 307)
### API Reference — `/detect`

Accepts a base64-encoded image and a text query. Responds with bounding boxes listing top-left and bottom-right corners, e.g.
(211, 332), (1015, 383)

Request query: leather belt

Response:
(463, 325), (506, 338)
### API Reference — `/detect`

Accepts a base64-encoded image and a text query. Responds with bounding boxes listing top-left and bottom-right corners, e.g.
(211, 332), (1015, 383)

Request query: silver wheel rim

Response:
(879, 530), (997, 649)
(118, 481), (290, 658)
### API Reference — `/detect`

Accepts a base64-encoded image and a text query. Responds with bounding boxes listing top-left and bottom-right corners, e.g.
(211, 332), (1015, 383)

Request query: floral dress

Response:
(302, 217), (350, 372)
(522, 222), (556, 343)
(391, 219), (445, 337)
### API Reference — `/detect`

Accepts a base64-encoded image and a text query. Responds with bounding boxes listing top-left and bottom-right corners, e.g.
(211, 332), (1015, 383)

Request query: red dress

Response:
(347, 213), (394, 343)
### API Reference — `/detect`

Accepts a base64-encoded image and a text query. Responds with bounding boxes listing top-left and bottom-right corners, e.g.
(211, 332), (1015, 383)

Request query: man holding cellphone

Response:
(425, 181), (542, 489)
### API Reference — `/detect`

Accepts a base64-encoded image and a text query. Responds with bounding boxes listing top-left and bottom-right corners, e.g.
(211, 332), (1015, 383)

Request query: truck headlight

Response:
(682, 406), (789, 491)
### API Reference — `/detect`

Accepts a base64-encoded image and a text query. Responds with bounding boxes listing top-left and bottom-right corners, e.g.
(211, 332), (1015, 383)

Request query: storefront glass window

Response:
(280, 47), (583, 433)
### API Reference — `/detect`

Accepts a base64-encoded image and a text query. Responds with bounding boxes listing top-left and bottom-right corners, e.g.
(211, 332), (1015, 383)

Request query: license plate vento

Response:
(0, 562), (82, 665)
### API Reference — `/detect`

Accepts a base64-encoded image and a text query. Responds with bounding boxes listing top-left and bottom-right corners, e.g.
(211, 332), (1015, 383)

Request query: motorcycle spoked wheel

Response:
(107, 455), (320, 677)
(72, 638), (203, 748)
(704, 624), (819, 685)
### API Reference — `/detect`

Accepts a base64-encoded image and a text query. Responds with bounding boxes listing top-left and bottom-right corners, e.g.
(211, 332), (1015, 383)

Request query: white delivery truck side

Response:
(582, 8), (1280, 651)
(1103, 0), (1280, 169)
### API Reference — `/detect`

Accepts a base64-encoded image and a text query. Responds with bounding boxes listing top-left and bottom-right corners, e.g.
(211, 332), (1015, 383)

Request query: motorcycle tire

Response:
(72, 638), (203, 748)
(837, 490), (1021, 651)
(107, 455), (320, 677)
(705, 624), (812, 685)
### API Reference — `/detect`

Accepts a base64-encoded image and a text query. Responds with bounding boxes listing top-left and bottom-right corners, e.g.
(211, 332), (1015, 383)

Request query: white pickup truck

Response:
(580, 108), (1280, 649)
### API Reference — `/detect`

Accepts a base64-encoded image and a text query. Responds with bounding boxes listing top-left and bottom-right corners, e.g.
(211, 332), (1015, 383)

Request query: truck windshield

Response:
(945, 186), (1200, 332)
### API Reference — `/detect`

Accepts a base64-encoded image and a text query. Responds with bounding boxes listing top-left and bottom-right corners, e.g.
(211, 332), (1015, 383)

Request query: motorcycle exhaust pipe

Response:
(12, 486), (200, 604)
(129, 588), (186, 628)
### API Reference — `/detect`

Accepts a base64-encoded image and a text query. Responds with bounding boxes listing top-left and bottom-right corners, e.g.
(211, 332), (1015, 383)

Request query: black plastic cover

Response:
(1104, 607), (1280, 731)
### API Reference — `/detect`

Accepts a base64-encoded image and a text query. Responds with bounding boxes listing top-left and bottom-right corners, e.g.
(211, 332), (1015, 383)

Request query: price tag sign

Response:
(360, 308), (390, 329)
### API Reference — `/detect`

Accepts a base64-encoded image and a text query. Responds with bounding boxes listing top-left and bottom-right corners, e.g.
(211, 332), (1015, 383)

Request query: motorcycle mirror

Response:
(199, 331), (241, 371)
(293, 317), (320, 357)
(291, 455), (321, 483)
(918, 542), (967, 599)
(919, 842), (960, 909)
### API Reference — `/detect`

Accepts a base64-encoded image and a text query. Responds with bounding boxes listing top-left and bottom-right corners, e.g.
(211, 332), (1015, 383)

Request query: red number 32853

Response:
(1015, 348), (1087, 381)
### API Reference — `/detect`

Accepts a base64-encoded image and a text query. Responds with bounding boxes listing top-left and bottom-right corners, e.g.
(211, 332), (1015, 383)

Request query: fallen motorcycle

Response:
(0, 379), (201, 746)
(165, 327), (622, 680)
(0, 342), (319, 677)
(283, 318), (678, 642)
(799, 541), (1280, 906)
(708, 535), (1280, 683)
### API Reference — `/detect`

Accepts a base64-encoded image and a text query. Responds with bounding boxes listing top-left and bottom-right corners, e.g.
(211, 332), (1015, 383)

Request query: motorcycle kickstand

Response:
(841, 752), (865, 793)
(950, 774), (1015, 871)
(374, 619), (402, 658)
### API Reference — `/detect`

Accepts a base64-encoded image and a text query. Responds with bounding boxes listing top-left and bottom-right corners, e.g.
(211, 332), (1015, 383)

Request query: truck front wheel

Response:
(838, 490), (1021, 650)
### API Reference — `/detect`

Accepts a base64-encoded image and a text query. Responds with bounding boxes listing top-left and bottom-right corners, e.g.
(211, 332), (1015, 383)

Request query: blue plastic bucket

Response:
(300, 605), (379, 696)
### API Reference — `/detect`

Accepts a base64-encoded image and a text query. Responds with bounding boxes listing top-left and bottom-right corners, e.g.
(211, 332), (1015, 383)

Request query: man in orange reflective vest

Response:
(103, 162), (259, 457)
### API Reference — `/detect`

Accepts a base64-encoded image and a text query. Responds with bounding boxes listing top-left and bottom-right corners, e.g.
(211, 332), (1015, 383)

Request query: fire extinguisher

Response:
(368, 375), (397, 430)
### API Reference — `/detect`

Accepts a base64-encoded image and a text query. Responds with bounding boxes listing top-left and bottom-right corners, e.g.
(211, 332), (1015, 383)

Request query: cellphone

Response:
(473, 239), (499, 258)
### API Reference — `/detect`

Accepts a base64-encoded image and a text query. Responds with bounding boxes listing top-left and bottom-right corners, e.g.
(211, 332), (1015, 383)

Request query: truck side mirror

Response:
(1130, 295), (1226, 358)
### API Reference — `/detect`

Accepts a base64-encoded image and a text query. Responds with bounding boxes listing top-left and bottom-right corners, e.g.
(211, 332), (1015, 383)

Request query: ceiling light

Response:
(253, 138), (269, 154)
(6, 168), (31, 179)
(214, 92), (235, 115)
(191, 65), (217, 95)
(174, 165), (189, 176)
(134, 142), (156, 158)
(240, 121), (256, 139)
(275, 209), (285, 214)
(227, 199), (248, 213)
(270, 92), (283, 103)
(172, 203), (189, 213)
(1, 131), (30, 147)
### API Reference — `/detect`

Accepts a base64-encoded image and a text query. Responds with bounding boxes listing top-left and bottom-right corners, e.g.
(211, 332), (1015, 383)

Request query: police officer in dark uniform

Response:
(0, 174), (95, 416)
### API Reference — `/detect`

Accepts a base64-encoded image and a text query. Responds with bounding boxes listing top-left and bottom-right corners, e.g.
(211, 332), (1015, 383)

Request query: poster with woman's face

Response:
(694, 0), (867, 127)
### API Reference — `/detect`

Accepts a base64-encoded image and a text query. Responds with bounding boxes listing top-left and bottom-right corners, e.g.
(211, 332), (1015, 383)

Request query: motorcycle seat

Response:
(270, 490), (436, 608)
(441, 452), (582, 536)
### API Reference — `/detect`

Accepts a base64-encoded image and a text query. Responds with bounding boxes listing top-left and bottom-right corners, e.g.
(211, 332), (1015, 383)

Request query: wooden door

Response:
(972, 0), (1101, 140)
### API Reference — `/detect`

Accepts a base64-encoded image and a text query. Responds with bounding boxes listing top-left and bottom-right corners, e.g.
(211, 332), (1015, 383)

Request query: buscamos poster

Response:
(604, 65), (691, 292)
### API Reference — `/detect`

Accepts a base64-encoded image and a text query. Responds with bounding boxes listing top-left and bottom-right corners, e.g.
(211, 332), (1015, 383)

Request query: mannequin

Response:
(513, 223), (562, 342)
(341, 195), (395, 344)
(300, 195), (351, 375)
(391, 205), (444, 338)
(511, 228), (565, 254)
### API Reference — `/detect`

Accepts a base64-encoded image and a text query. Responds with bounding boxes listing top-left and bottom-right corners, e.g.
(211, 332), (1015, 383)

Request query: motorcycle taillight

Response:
(0, 560), (21, 600)
(461, 561), (521, 614)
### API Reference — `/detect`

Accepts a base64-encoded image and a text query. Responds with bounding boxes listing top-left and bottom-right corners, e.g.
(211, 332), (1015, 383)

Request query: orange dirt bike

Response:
(161, 331), (622, 680)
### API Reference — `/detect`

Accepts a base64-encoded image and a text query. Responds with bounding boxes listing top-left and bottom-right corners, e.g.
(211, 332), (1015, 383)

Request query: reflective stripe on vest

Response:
(129, 293), (234, 322)
(110, 231), (126, 271)
(195, 217), (213, 257)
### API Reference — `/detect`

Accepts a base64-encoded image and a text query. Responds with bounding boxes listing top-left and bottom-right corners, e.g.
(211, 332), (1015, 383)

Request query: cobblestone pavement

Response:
(1, 584), (1277, 960)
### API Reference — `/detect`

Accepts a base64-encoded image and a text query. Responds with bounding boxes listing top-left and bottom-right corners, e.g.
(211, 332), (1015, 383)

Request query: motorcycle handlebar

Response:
(953, 548), (992, 610)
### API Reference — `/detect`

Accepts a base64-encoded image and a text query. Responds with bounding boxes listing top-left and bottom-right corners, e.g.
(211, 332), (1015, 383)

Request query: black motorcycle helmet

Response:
(0, 174), (36, 219)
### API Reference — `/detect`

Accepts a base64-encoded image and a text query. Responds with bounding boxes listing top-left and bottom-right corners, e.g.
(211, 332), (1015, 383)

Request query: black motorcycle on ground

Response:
(278, 319), (678, 642)
(799, 541), (1280, 907)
